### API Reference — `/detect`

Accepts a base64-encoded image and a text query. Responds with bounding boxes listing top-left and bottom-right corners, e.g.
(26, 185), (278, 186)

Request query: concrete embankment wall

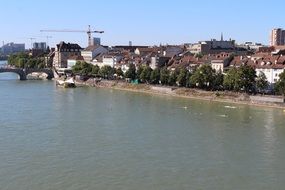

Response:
(151, 86), (176, 95)
(250, 96), (284, 104)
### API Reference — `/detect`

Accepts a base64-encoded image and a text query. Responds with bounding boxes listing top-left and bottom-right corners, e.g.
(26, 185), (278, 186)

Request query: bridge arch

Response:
(0, 68), (26, 80)
(0, 68), (54, 80)
(25, 69), (54, 80)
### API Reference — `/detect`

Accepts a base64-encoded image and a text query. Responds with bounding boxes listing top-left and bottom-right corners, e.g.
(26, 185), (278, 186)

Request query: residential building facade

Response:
(270, 28), (285, 46)
(81, 45), (108, 63)
(53, 41), (82, 68)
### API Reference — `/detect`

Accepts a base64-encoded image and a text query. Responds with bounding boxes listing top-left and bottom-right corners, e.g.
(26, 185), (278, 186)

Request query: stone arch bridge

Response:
(0, 67), (54, 80)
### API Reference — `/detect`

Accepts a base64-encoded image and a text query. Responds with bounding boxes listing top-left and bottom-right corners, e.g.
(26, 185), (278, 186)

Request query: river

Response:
(1, 60), (285, 190)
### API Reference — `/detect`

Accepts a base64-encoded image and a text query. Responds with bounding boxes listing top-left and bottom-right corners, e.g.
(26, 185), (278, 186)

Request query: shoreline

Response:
(75, 79), (285, 110)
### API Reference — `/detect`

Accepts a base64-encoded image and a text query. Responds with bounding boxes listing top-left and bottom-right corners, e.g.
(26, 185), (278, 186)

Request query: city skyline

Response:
(0, 0), (285, 48)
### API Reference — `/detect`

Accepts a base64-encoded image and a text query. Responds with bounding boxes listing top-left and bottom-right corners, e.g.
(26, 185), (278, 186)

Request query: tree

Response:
(115, 67), (124, 78)
(256, 71), (268, 94)
(136, 66), (144, 80)
(125, 64), (136, 80)
(238, 65), (256, 93)
(91, 65), (100, 76)
(168, 69), (178, 86)
(72, 61), (84, 74)
(190, 64), (215, 90)
(177, 68), (189, 87)
(150, 68), (160, 84)
(160, 67), (170, 85)
(7, 53), (43, 68)
(99, 65), (114, 79)
(213, 72), (224, 90)
(275, 71), (285, 96)
(223, 67), (239, 91)
(224, 65), (256, 93)
(140, 66), (153, 83)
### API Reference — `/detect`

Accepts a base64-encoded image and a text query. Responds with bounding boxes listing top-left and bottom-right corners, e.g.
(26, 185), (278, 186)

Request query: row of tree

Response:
(8, 53), (46, 69)
(72, 61), (123, 79)
(72, 61), (285, 95)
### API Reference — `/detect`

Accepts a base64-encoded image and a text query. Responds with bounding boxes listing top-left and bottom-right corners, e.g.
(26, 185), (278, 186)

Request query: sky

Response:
(0, 0), (284, 48)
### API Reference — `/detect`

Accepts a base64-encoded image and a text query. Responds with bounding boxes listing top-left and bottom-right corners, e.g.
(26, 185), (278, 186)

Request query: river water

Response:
(1, 61), (285, 190)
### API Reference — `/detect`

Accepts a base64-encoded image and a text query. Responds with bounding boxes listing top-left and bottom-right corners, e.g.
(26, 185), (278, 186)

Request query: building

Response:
(150, 56), (171, 70)
(188, 38), (236, 55)
(210, 53), (233, 73)
(67, 55), (84, 69)
(33, 42), (47, 51)
(91, 38), (101, 46)
(187, 34), (248, 55)
(270, 28), (285, 46)
(134, 47), (158, 56)
(238, 42), (265, 51)
(112, 45), (148, 53)
(93, 54), (123, 68)
(1, 42), (25, 55)
(53, 41), (82, 68)
(81, 45), (108, 63)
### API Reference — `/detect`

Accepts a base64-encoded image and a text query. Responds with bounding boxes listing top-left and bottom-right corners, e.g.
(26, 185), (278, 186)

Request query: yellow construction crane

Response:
(40, 25), (104, 47)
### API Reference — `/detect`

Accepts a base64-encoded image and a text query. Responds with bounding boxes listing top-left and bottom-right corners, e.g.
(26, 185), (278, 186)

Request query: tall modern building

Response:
(33, 42), (47, 51)
(270, 28), (285, 46)
(91, 38), (101, 46)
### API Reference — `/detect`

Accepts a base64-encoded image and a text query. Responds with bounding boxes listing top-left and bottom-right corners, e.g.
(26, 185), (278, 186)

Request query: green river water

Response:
(1, 61), (285, 190)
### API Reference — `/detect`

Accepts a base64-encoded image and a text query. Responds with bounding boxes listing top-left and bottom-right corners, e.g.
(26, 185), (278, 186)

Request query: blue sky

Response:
(0, 0), (284, 48)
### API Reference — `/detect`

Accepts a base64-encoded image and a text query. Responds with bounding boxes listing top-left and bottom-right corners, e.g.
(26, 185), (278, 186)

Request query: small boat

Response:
(56, 78), (76, 88)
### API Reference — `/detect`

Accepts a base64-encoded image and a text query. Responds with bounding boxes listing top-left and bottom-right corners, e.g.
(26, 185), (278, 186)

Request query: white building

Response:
(81, 45), (108, 63)
(93, 55), (123, 68)
(256, 66), (285, 85)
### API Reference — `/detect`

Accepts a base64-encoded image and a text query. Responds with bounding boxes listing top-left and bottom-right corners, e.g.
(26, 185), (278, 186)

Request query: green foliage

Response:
(115, 67), (124, 78)
(8, 53), (46, 69)
(72, 62), (114, 79)
(190, 64), (215, 90)
(168, 70), (178, 86)
(223, 67), (239, 91)
(139, 66), (153, 83)
(275, 71), (285, 95)
(213, 72), (224, 90)
(238, 65), (256, 93)
(125, 64), (136, 80)
(150, 68), (160, 84)
(72, 61), (93, 76)
(256, 72), (269, 93)
(136, 66), (144, 80)
(91, 65), (100, 76)
(177, 68), (189, 87)
(223, 65), (256, 93)
(99, 65), (114, 79)
(160, 67), (170, 85)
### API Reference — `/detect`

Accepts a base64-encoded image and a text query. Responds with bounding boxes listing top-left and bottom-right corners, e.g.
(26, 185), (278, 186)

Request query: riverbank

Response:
(74, 79), (285, 109)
